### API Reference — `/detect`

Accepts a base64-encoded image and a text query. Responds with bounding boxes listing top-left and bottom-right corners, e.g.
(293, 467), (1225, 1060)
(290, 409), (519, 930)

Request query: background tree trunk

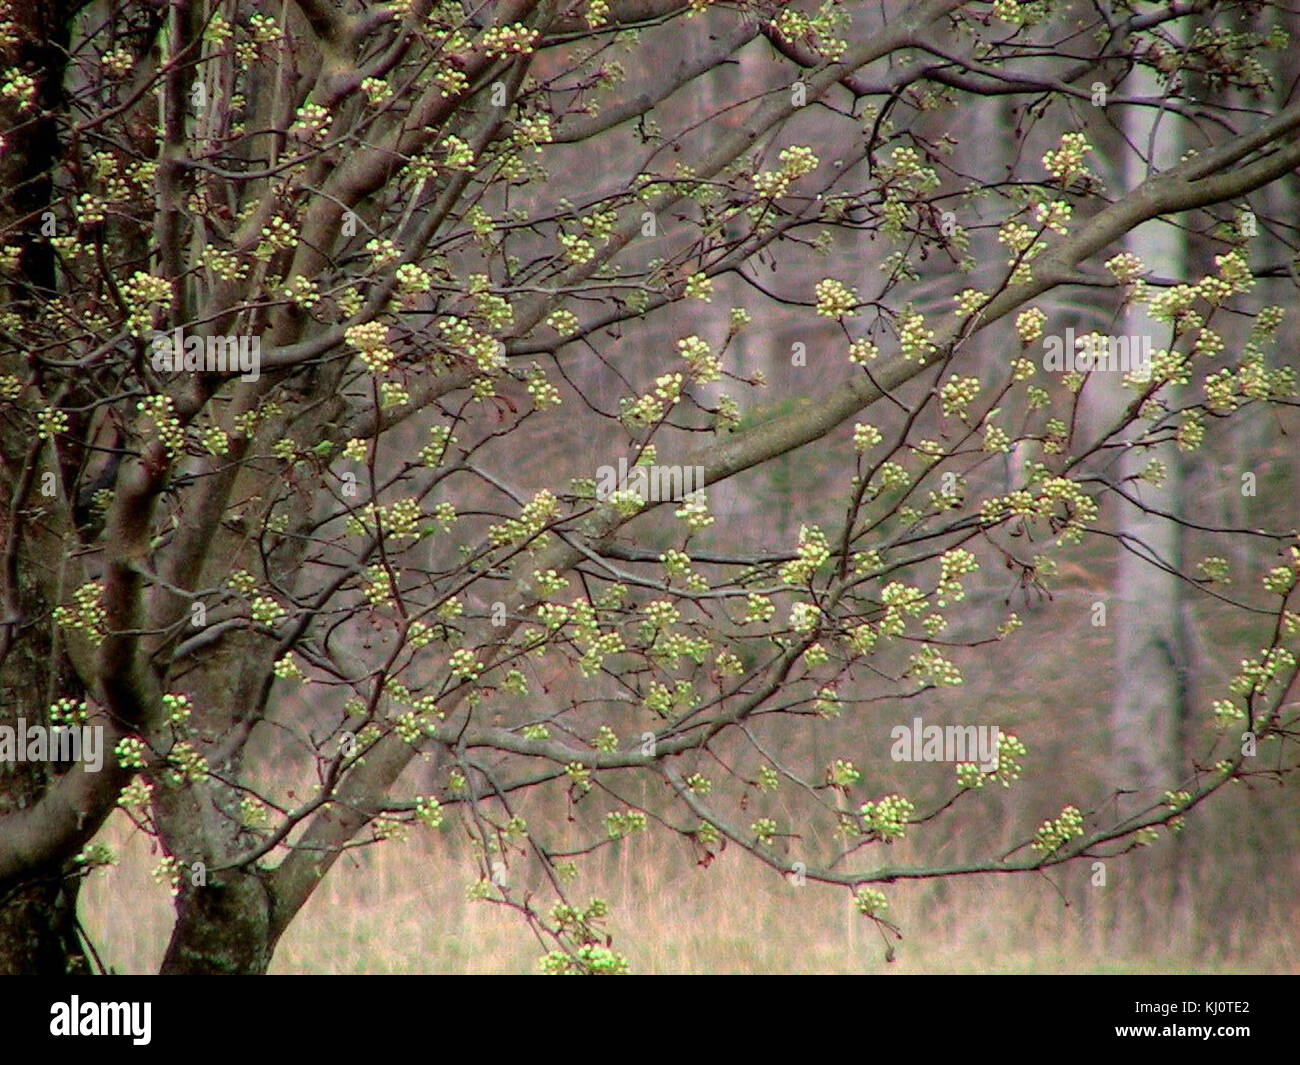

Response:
(1106, 52), (1192, 948)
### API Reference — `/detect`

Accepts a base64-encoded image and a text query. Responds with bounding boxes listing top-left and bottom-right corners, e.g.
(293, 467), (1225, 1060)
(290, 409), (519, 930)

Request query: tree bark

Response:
(0, 0), (90, 975)
(1106, 48), (1192, 948)
(160, 869), (274, 975)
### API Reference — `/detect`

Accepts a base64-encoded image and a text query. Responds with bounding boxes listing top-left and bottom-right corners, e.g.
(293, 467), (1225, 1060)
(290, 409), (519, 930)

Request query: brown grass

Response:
(78, 807), (1297, 974)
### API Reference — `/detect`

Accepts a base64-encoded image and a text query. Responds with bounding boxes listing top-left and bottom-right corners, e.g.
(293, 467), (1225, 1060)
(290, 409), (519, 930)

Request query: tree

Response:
(1, 0), (1297, 974)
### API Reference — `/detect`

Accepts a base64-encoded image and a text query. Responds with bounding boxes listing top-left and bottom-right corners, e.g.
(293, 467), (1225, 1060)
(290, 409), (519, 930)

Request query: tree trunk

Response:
(160, 869), (275, 975)
(1106, 48), (1192, 949)
(0, 0), (87, 973)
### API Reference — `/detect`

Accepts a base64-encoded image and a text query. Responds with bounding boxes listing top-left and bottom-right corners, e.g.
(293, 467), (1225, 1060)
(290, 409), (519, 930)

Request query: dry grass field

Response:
(79, 806), (1297, 975)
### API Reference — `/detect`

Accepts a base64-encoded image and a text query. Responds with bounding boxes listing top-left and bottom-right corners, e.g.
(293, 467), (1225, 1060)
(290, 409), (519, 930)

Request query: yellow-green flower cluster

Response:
(514, 114), (552, 152)
(1034, 200), (1072, 235)
(681, 772), (711, 795)
(788, 601), (820, 634)
(345, 321), (394, 374)
(1229, 647), (1297, 698)
(898, 307), (936, 360)
(1213, 250), (1254, 295)
(854, 887), (889, 915)
(1031, 804), (1084, 853)
(255, 216), (297, 260)
(852, 422), (882, 452)
(716, 651), (744, 676)
(591, 725), (618, 753)
(448, 648), (481, 680)
(872, 461), (910, 492)
(361, 566), (392, 607)
(606, 810), (647, 839)
(439, 315), (505, 373)
(940, 375), (981, 419)
(546, 309), (578, 334)
(953, 288), (985, 316)
(250, 595), (286, 625)
(163, 741), (209, 785)
(937, 548), (978, 605)
(395, 709), (436, 744)
(566, 762), (592, 793)
(860, 793), (914, 840)
(360, 76), (392, 104)
(984, 419), (1010, 454)
(753, 145), (819, 198)
(1105, 252), (1145, 283)
(620, 373), (682, 428)
(1042, 132), (1091, 184)
(121, 272), (172, 335)
(49, 698), (88, 727)
(744, 592), (775, 623)
(419, 424), (457, 467)
(909, 645), (962, 686)
(1036, 476), (1100, 544)
(239, 796), (270, 829)
(115, 736), (147, 770)
(441, 135), (475, 171)
(479, 22), (538, 57)
(1211, 698), (1244, 728)
(36, 408), (68, 442)
(161, 692), (192, 726)
(780, 524), (830, 584)
(848, 337), (879, 364)
(151, 856), (184, 897)
(1016, 307), (1046, 344)
(678, 334), (721, 383)
(1, 69), (38, 112)
(488, 489), (558, 547)
(273, 655), (307, 681)
(345, 497), (422, 540)
(674, 489), (713, 530)
(558, 231), (593, 264)
(827, 759), (860, 788)
(53, 581), (107, 645)
(642, 599), (680, 631)
(815, 278), (858, 319)
(879, 581), (926, 637)
(74, 843), (117, 870)
(118, 778), (153, 811)
(1197, 555), (1231, 583)
(539, 942), (630, 976)
(683, 272), (713, 301)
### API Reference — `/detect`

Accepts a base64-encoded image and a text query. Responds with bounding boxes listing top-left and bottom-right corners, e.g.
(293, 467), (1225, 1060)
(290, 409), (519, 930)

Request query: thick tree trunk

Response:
(160, 869), (275, 974)
(1105, 51), (1192, 949)
(0, 549), (90, 973)
(0, 868), (87, 974)
(0, 0), (98, 974)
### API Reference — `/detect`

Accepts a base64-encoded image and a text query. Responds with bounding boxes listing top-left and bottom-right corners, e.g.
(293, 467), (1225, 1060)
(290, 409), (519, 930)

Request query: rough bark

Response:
(0, 0), (90, 974)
